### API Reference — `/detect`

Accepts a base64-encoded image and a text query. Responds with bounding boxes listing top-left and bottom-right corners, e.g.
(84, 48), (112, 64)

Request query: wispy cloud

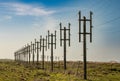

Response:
(32, 16), (57, 35)
(0, 15), (12, 21)
(4, 15), (12, 20)
(0, 3), (55, 16)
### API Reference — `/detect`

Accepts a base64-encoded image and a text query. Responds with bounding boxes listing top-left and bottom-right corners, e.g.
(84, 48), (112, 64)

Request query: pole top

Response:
(60, 22), (62, 25)
(90, 11), (93, 15)
(78, 11), (81, 14)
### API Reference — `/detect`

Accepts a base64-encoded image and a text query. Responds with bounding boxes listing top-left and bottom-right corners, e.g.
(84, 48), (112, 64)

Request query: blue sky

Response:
(0, 0), (120, 62)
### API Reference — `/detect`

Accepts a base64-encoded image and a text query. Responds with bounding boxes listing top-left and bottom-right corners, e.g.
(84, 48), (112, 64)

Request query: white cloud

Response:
(0, 3), (55, 16)
(32, 16), (57, 35)
(33, 23), (39, 27)
(0, 15), (12, 21)
(4, 15), (12, 20)
(44, 17), (57, 31)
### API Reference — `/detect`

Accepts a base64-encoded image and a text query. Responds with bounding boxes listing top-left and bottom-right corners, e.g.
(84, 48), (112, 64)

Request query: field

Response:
(0, 60), (120, 81)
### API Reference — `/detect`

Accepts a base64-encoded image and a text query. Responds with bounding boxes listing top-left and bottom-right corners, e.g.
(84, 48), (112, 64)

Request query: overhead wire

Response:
(85, 0), (120, 33)
(95, 16), (120, 27)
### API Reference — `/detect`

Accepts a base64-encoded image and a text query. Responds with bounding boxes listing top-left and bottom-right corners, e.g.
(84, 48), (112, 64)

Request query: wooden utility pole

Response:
(25, 45), (29, 63)
(14, 52), (17, 61)
(40, 36), (47, 69)
(60, 23), (71, 70)
(31, 41), (35, 64)
(23, 46), (26, 62)
(78, 11), (93, 80)
(48, 30), (56, 71)
(27, 44), (31, 64)
(35, 38), (41, 64)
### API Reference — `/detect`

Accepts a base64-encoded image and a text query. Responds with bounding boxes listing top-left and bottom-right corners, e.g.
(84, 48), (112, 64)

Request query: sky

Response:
(0, 0), (120, 62)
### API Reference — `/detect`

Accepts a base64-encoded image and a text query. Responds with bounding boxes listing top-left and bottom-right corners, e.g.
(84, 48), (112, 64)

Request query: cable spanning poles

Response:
(60, 22), (71, 70)
(40, 36), (47, 69)
(48, 30), (57, 71)
(78, 11), (93, 80)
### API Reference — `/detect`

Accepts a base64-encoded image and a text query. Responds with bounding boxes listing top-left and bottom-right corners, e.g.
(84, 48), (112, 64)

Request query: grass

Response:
(0, 61), (120, 81)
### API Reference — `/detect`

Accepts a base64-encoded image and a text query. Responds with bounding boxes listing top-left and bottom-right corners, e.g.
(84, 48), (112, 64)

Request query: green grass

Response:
(0, 61), (120, 81)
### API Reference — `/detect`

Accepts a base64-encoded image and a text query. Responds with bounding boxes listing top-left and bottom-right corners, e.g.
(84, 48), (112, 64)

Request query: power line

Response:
(96, 16), (120, 27)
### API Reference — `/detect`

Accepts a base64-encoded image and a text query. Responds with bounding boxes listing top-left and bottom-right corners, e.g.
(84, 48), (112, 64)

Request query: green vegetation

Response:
(0, 61), (120, 81)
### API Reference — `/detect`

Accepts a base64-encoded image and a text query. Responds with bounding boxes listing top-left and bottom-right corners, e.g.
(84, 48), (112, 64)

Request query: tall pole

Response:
(36, 41), (39, 64)
(26, 46), (29, 63)
(14, 52), (16, 61)
(40, 36), (47, 70)
(78, 11), (93, 80)
(42, 39), (45, 69)
(32, 43), (35, 64)
(28, 45), (31, 64)
(51, 34), (53, 71)
(48, 30), (56, 71)
(83, 17), (87, 79)
(60, 23), (70, 70)
(64, 27), (67, 70)
(79, 11), (81, 42)
(18, 53), (21, 62)
(23, 47), (26, 62)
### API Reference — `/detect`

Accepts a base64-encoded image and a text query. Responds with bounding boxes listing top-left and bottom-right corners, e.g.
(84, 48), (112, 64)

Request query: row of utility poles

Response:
(14, 23), (71, 71)
(14, 11), (93, 80)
